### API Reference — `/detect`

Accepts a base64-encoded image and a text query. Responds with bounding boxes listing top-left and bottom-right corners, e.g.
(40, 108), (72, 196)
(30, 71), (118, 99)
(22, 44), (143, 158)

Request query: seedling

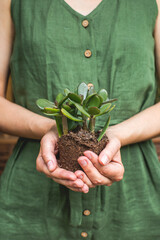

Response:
(36, 82), (117, 142)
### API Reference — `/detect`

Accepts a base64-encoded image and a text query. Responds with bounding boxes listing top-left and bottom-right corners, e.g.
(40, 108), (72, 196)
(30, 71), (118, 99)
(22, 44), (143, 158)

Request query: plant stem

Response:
(83, 120), (87, 130)
(62, 115), (68, 135)
(97, 116), (111, 142)
(89, 116), (95, 133)
(82, 114), (87, 130)
(55, 117), (63, 137)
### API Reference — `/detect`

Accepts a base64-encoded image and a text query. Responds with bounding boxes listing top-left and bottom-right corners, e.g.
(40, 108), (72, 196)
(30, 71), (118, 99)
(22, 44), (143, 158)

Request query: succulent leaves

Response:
(68, 93), (82, 104)
(36, 99), (55, 109)
(36, 82), (117, 139)
(77, 82), (88, 100)
(61, 108), (83, 122)
(98, 89), (108, 101)
(97, 116), (111, 142)
(88, 107), (100, 115)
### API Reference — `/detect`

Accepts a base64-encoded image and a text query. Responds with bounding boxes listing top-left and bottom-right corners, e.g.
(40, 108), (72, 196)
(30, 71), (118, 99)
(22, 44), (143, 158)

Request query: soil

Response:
(57, 128), (108, 172)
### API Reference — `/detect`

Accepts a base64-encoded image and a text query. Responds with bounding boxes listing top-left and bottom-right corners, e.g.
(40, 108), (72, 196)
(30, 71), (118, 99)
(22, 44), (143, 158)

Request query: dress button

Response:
(81, 232), (88, 238)
(87, 83), (93, 89)
(82, 19), (89, 28)
(84, 50), (92, 58)
(83, 210), (91, 216)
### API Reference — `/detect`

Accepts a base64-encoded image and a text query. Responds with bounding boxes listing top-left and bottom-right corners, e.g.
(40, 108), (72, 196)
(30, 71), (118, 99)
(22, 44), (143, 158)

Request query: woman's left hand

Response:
(75, 132), (124, 188)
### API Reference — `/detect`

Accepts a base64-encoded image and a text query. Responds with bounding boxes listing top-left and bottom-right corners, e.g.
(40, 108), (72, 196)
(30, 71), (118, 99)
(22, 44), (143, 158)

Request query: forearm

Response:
(108, 102), (160, 146)
(0, 96), (57, 139)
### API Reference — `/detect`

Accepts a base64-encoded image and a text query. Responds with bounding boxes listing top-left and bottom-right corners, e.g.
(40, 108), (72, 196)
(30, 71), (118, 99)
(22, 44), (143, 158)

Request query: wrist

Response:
(106, 125), (124, 147)
(47, 124), (59, 141)
(30, 115), (58, 140)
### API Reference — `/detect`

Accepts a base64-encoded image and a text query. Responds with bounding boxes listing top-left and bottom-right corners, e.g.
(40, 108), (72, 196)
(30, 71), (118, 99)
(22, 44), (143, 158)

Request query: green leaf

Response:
(44, 107), (60, 113)
(68, 119), (79, 131)
(87, 95), (101, 108)
(58, 96), (68, 107)
(102, 98), (117, 104)
(56, 93), (65, 103)
(95, 103), (111, 117)
(88, 107), (100, 115)
(97, 116), (111, 142)
(68, 93), (82, 104)
(61, 108), (83, 122)
(62, 104), (71, 112)
(64, 88), (70, 96)
(83, 93), (97, 107)
(71, 100), (90, 118)
(95, 105), (115, 117)
(41, 110), (61, 117)
(106, 105), (116, 113)
(100, 103), (111, 112)
(36, 99), (55, 110)
(78, 82), (88, 100)
(98, 89), (108, 101)
(97, 95), (103, 105)
(67, 100), (75, 107)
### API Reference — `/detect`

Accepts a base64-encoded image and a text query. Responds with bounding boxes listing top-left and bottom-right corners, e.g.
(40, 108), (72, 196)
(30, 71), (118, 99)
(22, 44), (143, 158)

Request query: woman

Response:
(0, 0), (160, 239)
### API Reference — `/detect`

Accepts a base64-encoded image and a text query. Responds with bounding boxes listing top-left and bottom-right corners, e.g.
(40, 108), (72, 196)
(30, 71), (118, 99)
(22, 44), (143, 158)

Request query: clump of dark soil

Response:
(57, 129), (108, 172)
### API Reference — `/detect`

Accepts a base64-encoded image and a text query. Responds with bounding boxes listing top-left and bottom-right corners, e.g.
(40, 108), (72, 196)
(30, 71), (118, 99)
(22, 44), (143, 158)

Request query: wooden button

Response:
(83, 210), (91, 216)
(81, 232), (88, 238)
(82, 19), (89, 28)
(87, 83), (93, 89)
(84, 50), (92, 58)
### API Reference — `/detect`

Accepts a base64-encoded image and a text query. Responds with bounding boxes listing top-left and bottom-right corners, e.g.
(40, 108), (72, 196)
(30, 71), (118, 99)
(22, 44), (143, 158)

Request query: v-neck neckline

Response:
(60, 0), (105, 19)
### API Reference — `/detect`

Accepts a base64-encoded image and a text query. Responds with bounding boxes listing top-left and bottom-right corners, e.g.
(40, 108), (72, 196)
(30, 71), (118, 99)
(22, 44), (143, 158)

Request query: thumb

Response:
(40, 135), (58, 172)
(99, 137), (121, 166)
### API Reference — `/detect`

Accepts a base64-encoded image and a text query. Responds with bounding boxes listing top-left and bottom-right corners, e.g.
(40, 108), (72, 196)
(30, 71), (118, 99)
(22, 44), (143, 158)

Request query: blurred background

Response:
(0, 76), (18, 175)
(0, 78), (160, 176)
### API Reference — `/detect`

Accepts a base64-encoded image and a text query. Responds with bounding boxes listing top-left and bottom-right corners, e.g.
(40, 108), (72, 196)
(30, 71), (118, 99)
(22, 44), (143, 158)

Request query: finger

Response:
(52, 178), (89, 193)
(99, 151), (124, 182)
(75, 170), (95, 188)
(37, 151), (77, 181)
(40, 136), (58, 172)
(67, 187), (83, 192)
(67, 185), (89, 193)
(84, 150), (124, 182)
(78, 156), (112, 186)
(67, 183), (89, 193)
(81, 184), (90, 193)
(83, 150), (101, 169)
(99, 137), (121, 165)
(52, 178), (84, 188)
(36, 151), (51, 176)
(50, 167), (77, 181)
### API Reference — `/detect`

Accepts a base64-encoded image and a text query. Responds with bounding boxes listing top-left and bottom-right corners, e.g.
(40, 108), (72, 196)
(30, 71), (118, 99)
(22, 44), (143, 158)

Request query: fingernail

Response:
(80, 160), (87, 166)
(100, 155), (109, 165)
(47, 160), (54, 171)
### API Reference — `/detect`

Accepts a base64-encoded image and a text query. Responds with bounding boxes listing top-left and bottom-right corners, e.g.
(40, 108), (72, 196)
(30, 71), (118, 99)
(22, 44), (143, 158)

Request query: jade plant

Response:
(36, 82), (117, 142)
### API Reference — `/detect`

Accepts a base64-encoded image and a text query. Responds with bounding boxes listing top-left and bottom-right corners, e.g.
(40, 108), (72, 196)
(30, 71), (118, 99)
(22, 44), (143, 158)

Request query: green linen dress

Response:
(0, 0), (160, 239)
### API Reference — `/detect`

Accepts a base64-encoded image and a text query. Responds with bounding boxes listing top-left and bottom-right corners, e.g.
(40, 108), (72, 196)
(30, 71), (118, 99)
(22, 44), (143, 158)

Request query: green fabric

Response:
(0, 0), (160, 239)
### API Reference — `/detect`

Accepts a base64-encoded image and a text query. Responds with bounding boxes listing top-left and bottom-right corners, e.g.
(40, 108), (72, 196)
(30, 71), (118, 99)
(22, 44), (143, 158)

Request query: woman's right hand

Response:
(36, 128), (89, 193)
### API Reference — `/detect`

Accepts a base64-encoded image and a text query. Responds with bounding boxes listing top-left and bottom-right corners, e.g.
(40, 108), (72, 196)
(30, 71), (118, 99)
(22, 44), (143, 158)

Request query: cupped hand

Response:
(36, 129), (89, 193)
(75, 131), (124, 188)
